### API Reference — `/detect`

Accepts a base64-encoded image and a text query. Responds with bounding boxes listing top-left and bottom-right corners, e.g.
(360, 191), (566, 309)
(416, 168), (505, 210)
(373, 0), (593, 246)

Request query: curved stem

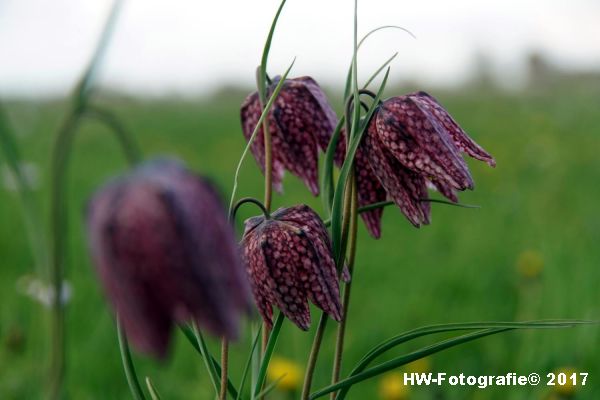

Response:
(231, 197), (271, 221)
(301, 314), (328, 400)
(48, 110), (82, 400)
(331, 184), (358, 396)
(83, 106), (142, 164)
(118, 319), (147, 400)
(220, 338), (229, 400)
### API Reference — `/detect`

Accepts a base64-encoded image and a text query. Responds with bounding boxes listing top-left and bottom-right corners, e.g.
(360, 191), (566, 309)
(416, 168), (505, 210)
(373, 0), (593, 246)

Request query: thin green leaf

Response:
(259, 0), (288, 102)
(320, 118), (345, 214)
(335, 320), (588, 399)
(362, 53), (397, 90)
(344, 24), (414, 99)
(192, 323), (221, 396)
(236, 326), (263, 400)
(77, 0), (125, 103)
(145, 377), (162, 400)
(331, 68), (390, 261)
(313, 321), (591, 399)
(180, 325), (240, 399)
(0, 105), (48, 278)
(228, 58), (295, 214)
(117, 321), (147, 400)
(254, 374), (286, 399)
(253, 312), (285, 399)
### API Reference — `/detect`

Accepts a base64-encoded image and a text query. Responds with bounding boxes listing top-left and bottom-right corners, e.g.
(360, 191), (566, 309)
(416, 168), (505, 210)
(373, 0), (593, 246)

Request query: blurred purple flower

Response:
(241, 204), (342, 330)
(86, 159), (251, 358)
(241, 76), (338, 195)
(362, 91), (495, 228)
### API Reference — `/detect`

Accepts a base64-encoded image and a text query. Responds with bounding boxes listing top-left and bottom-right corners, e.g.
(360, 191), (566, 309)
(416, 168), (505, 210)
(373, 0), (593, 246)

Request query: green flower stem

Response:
(118, 320), (147, 400)
(300, 313), (328, 400)
(48, 110), (82, 400)
(331, 185), (358, 396)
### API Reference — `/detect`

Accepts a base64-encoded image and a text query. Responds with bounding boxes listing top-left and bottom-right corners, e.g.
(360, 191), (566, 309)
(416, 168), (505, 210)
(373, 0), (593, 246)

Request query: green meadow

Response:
(1, 83), (599, 399)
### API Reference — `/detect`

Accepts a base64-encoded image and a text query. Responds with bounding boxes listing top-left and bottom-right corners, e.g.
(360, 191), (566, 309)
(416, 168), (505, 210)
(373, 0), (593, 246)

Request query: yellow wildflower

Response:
(266, 356), (302, 391)
(552, 366), (578, 397)
(379, 372), (410, 400)
(516, 250), (544, 279)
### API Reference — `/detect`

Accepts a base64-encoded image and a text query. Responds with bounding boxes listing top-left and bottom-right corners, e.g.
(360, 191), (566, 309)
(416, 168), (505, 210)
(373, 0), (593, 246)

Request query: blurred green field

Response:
(1, 84), (599, 399)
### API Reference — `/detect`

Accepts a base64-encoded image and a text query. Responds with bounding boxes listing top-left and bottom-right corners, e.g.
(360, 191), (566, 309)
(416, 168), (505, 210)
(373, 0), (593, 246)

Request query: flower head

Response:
(241, 76), (338, 195)
(242, 204), (342, 330)
(362, 91), (495, 227)
(379, 372), (410, 400)
(86, 159), (250, 358)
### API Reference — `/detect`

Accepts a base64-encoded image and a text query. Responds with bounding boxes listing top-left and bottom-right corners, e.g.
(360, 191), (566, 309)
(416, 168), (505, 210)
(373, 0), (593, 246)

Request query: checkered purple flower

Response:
(362, 91), (495, 227)
(241, 204), (342, 330)
(241, 76), (338, 195)
(86, 159), (251, 358)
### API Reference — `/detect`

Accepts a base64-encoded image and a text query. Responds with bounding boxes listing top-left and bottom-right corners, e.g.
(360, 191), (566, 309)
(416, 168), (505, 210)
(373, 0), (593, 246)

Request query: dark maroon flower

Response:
(241, 204), (342, 330)
(241, 76), (338, 195)
(362, 91), (495, 227)
(335, 129), (387, 238)
(86, 159), (251, 358)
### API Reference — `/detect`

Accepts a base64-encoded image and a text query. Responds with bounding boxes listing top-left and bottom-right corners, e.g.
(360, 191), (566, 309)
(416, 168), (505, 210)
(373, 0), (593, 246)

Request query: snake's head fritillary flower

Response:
(241, 76), (338, 196)
(241, 204), (342, 330)
(86, 159), (251, 358)
(336, 129), (386, 238)
(364, 91), (495, 227)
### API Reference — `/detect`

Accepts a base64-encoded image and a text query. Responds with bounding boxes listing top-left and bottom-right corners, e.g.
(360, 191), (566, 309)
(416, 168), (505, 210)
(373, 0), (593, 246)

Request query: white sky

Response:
(1, 0), (599, 97)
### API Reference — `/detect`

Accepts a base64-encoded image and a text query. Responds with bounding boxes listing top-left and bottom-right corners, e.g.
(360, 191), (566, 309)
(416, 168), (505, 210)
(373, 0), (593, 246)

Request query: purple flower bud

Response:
(362, 91), (494, 227)
(86, 159), (251, 358)
(242, 204), (342, 330)
(241, 76), (338, 195)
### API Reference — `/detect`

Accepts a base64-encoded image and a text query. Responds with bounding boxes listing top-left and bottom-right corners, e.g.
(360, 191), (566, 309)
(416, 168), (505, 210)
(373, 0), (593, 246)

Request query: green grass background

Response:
(0, 83), (598, 399)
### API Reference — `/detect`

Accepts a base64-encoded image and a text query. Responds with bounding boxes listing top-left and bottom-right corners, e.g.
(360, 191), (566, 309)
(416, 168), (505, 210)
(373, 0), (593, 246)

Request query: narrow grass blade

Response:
(180, 325), (241, 399)
(253, 312), (285, 399)
(236, 326), (263, 400)
(228, 59), (295, 214)
(117, 321), (147, 400)
(313, 321), (592, 399)
(259, 0), (288, 94)
(192, 323), (221, 396)
(335, 320), (588, 399)
(320, 118), (345, 214)
(254, 374), (286, 399)
(145, 377), (162, 400)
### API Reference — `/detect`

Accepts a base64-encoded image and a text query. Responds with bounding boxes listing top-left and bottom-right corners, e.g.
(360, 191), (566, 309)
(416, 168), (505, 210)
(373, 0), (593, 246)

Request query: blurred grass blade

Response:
(192, 323), (221, 396)
(117, 321), (147, 400)
(145, 377), (162, 400)
(253, 312), (284, 399)
(228, 58), (295, 214)
(0, 105), (48, 277)
(236, 326), (263, 400)
(331, 68), (390, 261)
(335, 320), (588, 399)
(254, 374), (286, 399)
(179, 325), (241, 399)
(77, 0), (125, 102)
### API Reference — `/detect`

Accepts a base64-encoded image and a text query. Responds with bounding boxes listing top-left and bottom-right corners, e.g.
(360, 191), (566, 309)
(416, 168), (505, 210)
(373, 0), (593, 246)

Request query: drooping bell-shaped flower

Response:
(241, 76), (338, 195)
(363, 91), (495, 227)
(86, 159), (251, 358)
(335, 129), (387, 238)
(241, 204), (342, 330)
